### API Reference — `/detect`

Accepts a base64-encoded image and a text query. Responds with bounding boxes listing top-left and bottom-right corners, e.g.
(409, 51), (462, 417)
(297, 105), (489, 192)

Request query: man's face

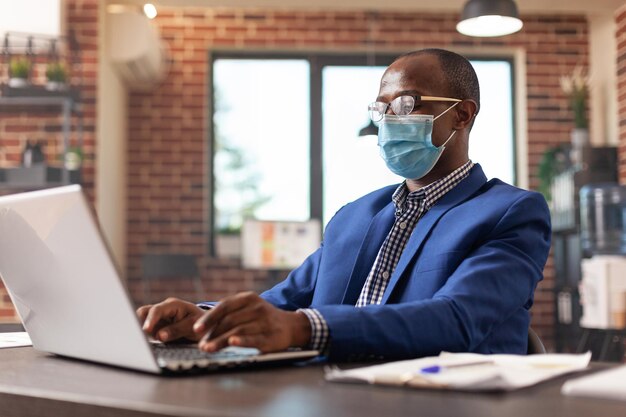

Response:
(377, 54), (457, 148)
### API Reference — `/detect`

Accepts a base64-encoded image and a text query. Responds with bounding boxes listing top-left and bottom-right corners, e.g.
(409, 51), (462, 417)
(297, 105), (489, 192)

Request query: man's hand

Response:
(192, 291), (312, 353)
(136, 297), (205, 343)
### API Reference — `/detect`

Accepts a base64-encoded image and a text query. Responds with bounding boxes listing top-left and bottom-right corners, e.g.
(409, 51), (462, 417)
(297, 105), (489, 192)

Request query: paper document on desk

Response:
(325, 351), (591, 392)
(562, 365), (626, 401)
(0, 332), (32, 349)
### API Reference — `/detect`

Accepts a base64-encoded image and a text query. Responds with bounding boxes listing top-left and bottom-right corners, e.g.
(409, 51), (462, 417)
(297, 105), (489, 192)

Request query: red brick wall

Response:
(0, 5), (593, 351)
(618, 5), (626, 183)
(0, 0), (98, 322)
(126, 8), (591, 350)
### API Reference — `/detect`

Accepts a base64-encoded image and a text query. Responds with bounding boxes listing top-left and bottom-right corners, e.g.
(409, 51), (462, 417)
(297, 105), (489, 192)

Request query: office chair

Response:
(527, 326), (547, 354)
(141, 254), (204, 304)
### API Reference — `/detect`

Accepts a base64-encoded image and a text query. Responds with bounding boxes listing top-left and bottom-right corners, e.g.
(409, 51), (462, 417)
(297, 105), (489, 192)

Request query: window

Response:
(468, 60), (515, 184)
(211, 53), (515, 256)
(322, 65), (400, 223)
(212, 59), (310, 235)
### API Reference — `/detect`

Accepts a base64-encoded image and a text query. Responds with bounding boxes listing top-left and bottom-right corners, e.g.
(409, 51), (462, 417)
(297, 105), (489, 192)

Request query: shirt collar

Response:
(392, 160), (474, 211)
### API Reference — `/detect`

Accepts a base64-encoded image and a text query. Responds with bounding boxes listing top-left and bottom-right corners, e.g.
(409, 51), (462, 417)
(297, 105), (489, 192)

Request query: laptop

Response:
(0, 185), (319, 374)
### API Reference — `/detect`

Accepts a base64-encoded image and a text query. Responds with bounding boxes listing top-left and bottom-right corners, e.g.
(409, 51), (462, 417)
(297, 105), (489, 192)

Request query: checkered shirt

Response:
(298, 160), (474, 353)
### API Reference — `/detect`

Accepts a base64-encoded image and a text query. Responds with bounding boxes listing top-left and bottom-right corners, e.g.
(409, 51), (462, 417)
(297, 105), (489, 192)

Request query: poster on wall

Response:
(241, 219), (321, 269)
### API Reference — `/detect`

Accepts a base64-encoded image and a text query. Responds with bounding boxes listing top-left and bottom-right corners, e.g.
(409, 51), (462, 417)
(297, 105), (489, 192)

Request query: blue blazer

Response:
(260, 164), (551, 361)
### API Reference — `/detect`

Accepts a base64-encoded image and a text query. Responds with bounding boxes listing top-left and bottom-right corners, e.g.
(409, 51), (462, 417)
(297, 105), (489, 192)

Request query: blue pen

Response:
(420, 359), (494, 374)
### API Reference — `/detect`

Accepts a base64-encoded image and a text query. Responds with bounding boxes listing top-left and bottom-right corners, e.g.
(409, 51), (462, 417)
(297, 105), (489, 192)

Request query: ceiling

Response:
(113, 0), (625, 15)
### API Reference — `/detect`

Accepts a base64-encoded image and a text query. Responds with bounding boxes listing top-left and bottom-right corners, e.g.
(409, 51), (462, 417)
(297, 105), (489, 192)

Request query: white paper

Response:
(562, 365), (626, 401)
(0, 332), (32, 349)
(325, 351), (592, 392)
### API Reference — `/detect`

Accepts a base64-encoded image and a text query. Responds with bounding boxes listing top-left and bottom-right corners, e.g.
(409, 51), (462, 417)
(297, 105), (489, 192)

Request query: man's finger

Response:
(199, 322), (264, 352)
(208, 306), (262, 339)
(193, 292), (258, 334)
(156, 315), (198, 342)
(142, 300), (185, 334)
(136, 305), (153, 321)
(227, 334), (268, 352)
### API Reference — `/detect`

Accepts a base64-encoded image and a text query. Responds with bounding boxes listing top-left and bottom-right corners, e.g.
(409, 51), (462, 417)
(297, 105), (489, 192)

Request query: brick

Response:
(0, 308), (17, 318)
(0, 5), (610, 349)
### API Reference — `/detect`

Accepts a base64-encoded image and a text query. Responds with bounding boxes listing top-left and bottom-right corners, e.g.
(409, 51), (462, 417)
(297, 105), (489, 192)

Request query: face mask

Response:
(377, 103), (458, 180)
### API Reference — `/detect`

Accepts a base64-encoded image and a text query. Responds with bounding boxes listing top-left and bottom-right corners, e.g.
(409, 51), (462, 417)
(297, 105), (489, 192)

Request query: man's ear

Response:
(453, 100), (478, 130)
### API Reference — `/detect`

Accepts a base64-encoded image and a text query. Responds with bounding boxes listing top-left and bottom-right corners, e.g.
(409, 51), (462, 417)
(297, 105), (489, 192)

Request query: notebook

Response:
(0, 185), (318, 374)
(326, 351), (592, 391)
(561, 365), (626, 401)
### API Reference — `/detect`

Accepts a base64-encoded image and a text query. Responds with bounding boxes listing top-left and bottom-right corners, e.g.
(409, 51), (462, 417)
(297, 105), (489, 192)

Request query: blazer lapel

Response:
(341, 203), (396, 305)
(380, 164), (488, 303)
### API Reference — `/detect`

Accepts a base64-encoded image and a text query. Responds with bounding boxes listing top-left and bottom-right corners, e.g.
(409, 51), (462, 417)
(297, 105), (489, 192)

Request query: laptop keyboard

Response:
(151, 343), (261, 372)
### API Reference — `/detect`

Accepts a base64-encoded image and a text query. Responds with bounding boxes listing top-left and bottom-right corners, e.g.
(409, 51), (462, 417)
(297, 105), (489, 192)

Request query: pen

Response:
(420, 359), (494, 374)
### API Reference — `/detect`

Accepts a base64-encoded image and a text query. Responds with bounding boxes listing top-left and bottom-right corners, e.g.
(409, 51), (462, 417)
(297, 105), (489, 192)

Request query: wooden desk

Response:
(0, 348), (624, 417)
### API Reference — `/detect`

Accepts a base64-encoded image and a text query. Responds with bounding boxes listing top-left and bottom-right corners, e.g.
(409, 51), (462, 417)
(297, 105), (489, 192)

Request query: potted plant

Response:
(537, 144), (572, 204)
(560, 66), (590, 165)
(45, 62), (68, 91)
(8, 57), (31, 88)
(63, 146), (83, 171)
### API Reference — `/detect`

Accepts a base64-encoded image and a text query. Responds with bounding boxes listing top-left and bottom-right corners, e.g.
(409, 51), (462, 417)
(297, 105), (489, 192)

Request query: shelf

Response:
(0, 83), (79, 98)
(0, 165), (80, 191)
(0, 84), (80, 112)
(0, 84), (84, 188)
(551, 146), (620, 355)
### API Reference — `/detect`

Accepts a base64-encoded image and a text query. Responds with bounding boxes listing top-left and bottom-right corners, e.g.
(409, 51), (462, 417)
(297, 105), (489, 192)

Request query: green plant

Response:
(45, 62), (67, 83)
(537, 145), (571, 202)
(560, 66), (590, 129)
(9, 57), (31, 79)
(63, 146), (83, 170)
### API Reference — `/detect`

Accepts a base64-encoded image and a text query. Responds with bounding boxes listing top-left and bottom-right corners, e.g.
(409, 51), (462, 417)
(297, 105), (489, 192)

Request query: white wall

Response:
(589, 13), (618, 146)
(97, 2), (129, 273)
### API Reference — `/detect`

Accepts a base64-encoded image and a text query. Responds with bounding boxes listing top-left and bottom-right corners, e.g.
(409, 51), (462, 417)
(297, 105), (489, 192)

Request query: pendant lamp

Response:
(358, 120), (379, 137)
(457, 0), (523, 37)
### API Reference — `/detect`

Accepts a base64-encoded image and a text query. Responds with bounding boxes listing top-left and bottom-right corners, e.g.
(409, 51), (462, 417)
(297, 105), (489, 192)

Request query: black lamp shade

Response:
(457, 0), (523, 37)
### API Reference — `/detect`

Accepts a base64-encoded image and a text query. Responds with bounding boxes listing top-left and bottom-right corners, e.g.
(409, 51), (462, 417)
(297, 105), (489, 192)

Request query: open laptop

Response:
(0, 185), (319, 374)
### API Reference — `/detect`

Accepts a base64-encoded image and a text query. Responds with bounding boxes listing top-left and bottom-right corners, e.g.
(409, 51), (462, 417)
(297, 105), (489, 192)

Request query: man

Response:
(138, 48), (551, 361)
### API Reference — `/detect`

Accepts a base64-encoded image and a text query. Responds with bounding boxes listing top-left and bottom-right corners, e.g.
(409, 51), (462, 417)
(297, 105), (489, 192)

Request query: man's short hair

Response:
(395, 48), (481, 114)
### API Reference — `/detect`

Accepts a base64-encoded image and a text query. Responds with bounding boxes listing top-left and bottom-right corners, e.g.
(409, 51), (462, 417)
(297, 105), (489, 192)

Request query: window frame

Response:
(468, 57), (517, 185)
(208, 51), (517, 257)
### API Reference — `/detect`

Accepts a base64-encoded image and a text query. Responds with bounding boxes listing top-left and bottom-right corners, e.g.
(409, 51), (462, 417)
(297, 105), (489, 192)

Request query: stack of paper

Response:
(562, 365), (626, 401)
(325, 351), (591, 392)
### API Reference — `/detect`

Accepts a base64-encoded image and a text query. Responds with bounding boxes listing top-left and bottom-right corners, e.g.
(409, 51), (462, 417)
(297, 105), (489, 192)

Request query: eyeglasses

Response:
(368, 95), (462, 122)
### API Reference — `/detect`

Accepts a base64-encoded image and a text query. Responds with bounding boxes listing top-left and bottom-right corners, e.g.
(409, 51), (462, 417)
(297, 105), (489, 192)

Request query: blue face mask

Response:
(377, 103), (458, 180)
